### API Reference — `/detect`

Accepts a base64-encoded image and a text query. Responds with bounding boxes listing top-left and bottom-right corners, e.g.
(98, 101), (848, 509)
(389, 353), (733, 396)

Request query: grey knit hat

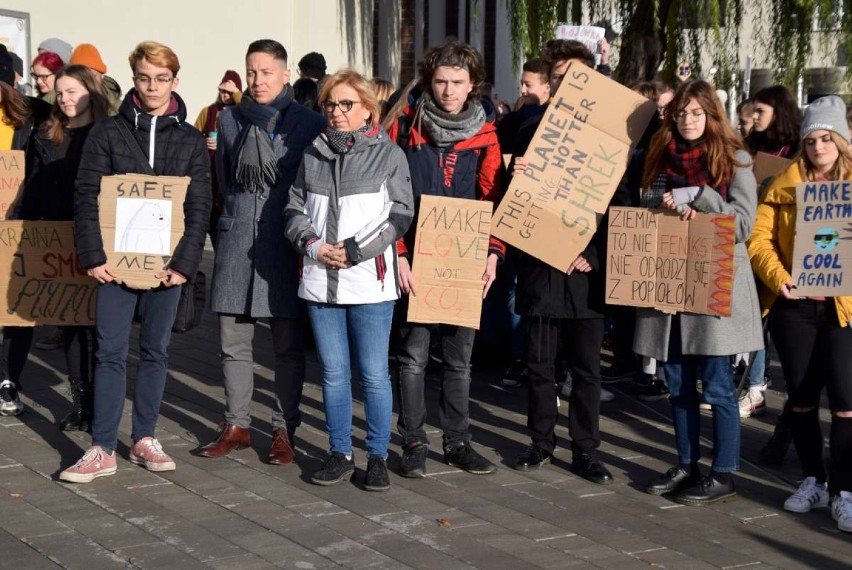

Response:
(37, 37), (73, 64)
(800, 95), (851, 143)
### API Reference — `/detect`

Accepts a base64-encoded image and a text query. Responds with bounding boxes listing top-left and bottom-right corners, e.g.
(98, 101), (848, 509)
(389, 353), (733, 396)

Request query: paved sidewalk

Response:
(1, 250), (849, 569)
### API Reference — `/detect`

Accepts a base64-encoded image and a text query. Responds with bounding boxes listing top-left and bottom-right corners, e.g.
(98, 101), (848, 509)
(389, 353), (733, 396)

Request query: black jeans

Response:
(396, 322), (475, 450)
(524, 317), (604, 455)
(0, 326), (34, 388)
(62, 326), (95, 384)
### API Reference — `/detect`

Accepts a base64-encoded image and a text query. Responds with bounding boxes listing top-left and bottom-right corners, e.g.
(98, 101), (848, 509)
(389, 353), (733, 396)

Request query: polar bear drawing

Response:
(118, 201), (171, 254)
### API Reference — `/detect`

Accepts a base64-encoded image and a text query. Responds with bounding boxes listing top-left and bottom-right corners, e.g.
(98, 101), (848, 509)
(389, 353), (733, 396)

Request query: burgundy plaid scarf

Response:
(663, 136), (727, 200)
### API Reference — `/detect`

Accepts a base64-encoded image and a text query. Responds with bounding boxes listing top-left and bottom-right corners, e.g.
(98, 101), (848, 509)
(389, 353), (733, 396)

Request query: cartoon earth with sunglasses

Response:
(814, 227), (840, 252)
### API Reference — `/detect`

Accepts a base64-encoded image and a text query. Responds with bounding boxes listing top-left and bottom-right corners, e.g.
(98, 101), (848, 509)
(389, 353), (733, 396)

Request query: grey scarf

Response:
(324, 124), (371, 154)
(417, 95), (486, 147)
(235, 92), (291, 193)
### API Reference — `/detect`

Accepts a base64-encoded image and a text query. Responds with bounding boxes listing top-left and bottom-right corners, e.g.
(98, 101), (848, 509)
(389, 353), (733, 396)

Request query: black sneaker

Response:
(364, 456), (391, 492)
(500, 359), (527, 388)
(0, 379), (23, 416)
(444, 442), (496, 475)
(311, 452), (355, 486)
(633, 376), (669, 402)
(513, 444), (552, 471)
(399, 441), (428, 478)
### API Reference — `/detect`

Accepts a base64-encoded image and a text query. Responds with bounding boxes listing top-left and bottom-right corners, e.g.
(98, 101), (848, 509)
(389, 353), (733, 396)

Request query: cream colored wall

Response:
(12, 0), (373, 122)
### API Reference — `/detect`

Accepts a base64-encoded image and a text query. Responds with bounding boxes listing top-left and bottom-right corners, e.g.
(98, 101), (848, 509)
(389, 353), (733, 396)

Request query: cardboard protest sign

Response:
(605, 207), (736, 316)
(753, 152), (791, 187)
(99, 174), (190, 289)
(492, 62), (657, 271)
(0, 150), (25, 220)
(407, 195), (492, 329)
(0, 221), (96, 326)
(555, 25), (605, 54)
(790, 181), (852, 296)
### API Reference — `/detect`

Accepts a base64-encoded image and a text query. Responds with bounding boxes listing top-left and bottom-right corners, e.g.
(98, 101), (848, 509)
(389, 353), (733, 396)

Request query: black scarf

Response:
(235, 91), (291, 193)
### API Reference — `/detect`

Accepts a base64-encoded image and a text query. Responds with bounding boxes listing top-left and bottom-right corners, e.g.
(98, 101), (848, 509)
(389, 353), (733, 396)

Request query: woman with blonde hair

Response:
(285, 68), (413, 491)
(636, 80), (763, 505)
(749, 95), (852, 533)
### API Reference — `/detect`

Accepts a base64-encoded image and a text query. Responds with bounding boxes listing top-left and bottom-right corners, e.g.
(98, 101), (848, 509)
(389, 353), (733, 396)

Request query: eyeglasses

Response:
(31, 72), (55, 82)
(133, 75), (174, 86)
(814, 233), (837, 243)
(675, 110), (706, 122)
(321, 100), (361, 114)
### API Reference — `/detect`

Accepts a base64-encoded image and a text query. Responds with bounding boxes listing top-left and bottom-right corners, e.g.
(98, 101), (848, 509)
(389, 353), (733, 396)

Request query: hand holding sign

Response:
(481, 253), (498, 299)
(88, 263), (117, 284)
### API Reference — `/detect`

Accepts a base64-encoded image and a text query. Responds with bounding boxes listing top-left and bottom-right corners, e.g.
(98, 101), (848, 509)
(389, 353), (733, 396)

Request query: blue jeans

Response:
(307, 301), (394, 459)
(664, 317), (740, 472)
(92, 283), (181, 453)
(746, 347), (767, 387)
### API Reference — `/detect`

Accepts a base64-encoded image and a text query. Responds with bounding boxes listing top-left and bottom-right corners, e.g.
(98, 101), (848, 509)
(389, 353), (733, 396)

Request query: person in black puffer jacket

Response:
(60, 42), (211, 484)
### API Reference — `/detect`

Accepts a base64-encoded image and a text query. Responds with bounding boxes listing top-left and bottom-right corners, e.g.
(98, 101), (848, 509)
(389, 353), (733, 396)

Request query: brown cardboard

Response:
(753, 152), (792, 187)
(407, 195), (493, 329)
(98, 174), (190, 290)
(491, 62), (657, 271)
(605, 207), (735, 316)
(0, 150), (25, 220)
(790, 181), (852, 296)
(0, 221), (96, 326)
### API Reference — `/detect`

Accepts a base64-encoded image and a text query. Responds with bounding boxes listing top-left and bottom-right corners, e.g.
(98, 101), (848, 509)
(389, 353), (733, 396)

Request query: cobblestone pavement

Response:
(1, 250), (849, 569)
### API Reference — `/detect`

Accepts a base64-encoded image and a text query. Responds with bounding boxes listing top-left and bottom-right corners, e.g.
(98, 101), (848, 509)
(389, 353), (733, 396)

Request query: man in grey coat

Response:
(199, 39), (325, 464)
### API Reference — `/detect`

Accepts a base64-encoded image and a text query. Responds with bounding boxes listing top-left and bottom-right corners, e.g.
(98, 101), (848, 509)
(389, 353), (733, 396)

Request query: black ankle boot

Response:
(59, 376), (83, 431)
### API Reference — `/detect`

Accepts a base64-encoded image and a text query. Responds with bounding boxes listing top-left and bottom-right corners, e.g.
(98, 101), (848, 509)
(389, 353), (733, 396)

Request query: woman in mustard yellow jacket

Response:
(748, 95), (852, 534)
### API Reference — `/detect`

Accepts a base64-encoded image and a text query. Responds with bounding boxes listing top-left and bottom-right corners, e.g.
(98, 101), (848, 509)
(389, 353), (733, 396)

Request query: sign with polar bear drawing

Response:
(99, 174), (190, 289)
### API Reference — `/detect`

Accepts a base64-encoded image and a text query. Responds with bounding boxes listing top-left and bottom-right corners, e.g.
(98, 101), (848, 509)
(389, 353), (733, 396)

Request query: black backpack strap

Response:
(112, 116), (157, 176)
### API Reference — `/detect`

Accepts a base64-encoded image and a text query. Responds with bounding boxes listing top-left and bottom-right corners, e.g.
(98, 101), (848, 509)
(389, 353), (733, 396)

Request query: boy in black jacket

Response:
(61, 41), (211, 483)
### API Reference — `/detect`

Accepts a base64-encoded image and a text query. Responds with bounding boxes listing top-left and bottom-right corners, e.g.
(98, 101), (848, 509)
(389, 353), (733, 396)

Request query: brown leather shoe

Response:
(197, 423), (250, 457)
(267, 428), (295, 465)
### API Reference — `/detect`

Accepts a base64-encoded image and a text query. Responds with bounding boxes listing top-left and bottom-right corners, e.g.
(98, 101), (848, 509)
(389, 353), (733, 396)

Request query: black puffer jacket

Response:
(74, 90), (212, 279)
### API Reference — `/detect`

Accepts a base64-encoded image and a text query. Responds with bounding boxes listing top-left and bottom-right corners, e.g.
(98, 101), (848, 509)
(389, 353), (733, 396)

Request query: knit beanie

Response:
(298, 52), (326, 80)
(38, 37), (73, 63)
(69, 43), (107, 74)
(801, 95), (851, 144)
(0, 45), (14, 86)
(220, 69), (242, 91)
(9, 51), (23, 77)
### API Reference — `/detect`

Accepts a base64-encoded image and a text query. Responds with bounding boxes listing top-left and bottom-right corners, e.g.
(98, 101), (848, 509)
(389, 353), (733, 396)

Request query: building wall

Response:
(11, 0), (375, 122)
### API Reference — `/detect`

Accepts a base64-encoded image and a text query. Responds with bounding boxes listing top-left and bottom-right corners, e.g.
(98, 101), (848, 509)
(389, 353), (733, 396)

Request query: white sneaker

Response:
(831, 491), (852, 532)
(784, 477), (829, 513)
(600, 387), (615, 403)
(739, 389), (766, 418)
(0, 379), (23, 416)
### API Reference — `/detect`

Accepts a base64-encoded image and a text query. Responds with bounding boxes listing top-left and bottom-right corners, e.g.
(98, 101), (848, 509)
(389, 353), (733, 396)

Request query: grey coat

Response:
(210, 100), (325, 317)
(633, 149), (764, 361)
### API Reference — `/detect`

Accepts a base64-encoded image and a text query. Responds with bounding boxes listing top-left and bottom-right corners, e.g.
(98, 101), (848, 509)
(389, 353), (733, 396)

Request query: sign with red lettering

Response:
(99, 174), (190, 289)
(605, 207), (735, 316)
(491, 62), (656, 271)
(0, 221), (96, 326)
(0, 150), (25, 220)
(407, 195), (492, 329)
(791, 181), (852, 296)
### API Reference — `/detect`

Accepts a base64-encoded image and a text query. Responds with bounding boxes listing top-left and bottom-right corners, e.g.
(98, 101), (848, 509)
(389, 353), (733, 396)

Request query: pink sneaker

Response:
(129, 437), (176, 472)
(59, 446), (117, 483)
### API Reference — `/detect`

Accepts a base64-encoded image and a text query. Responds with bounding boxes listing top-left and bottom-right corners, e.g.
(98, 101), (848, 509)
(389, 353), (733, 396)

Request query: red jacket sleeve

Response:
(476, 131), (506, 260)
